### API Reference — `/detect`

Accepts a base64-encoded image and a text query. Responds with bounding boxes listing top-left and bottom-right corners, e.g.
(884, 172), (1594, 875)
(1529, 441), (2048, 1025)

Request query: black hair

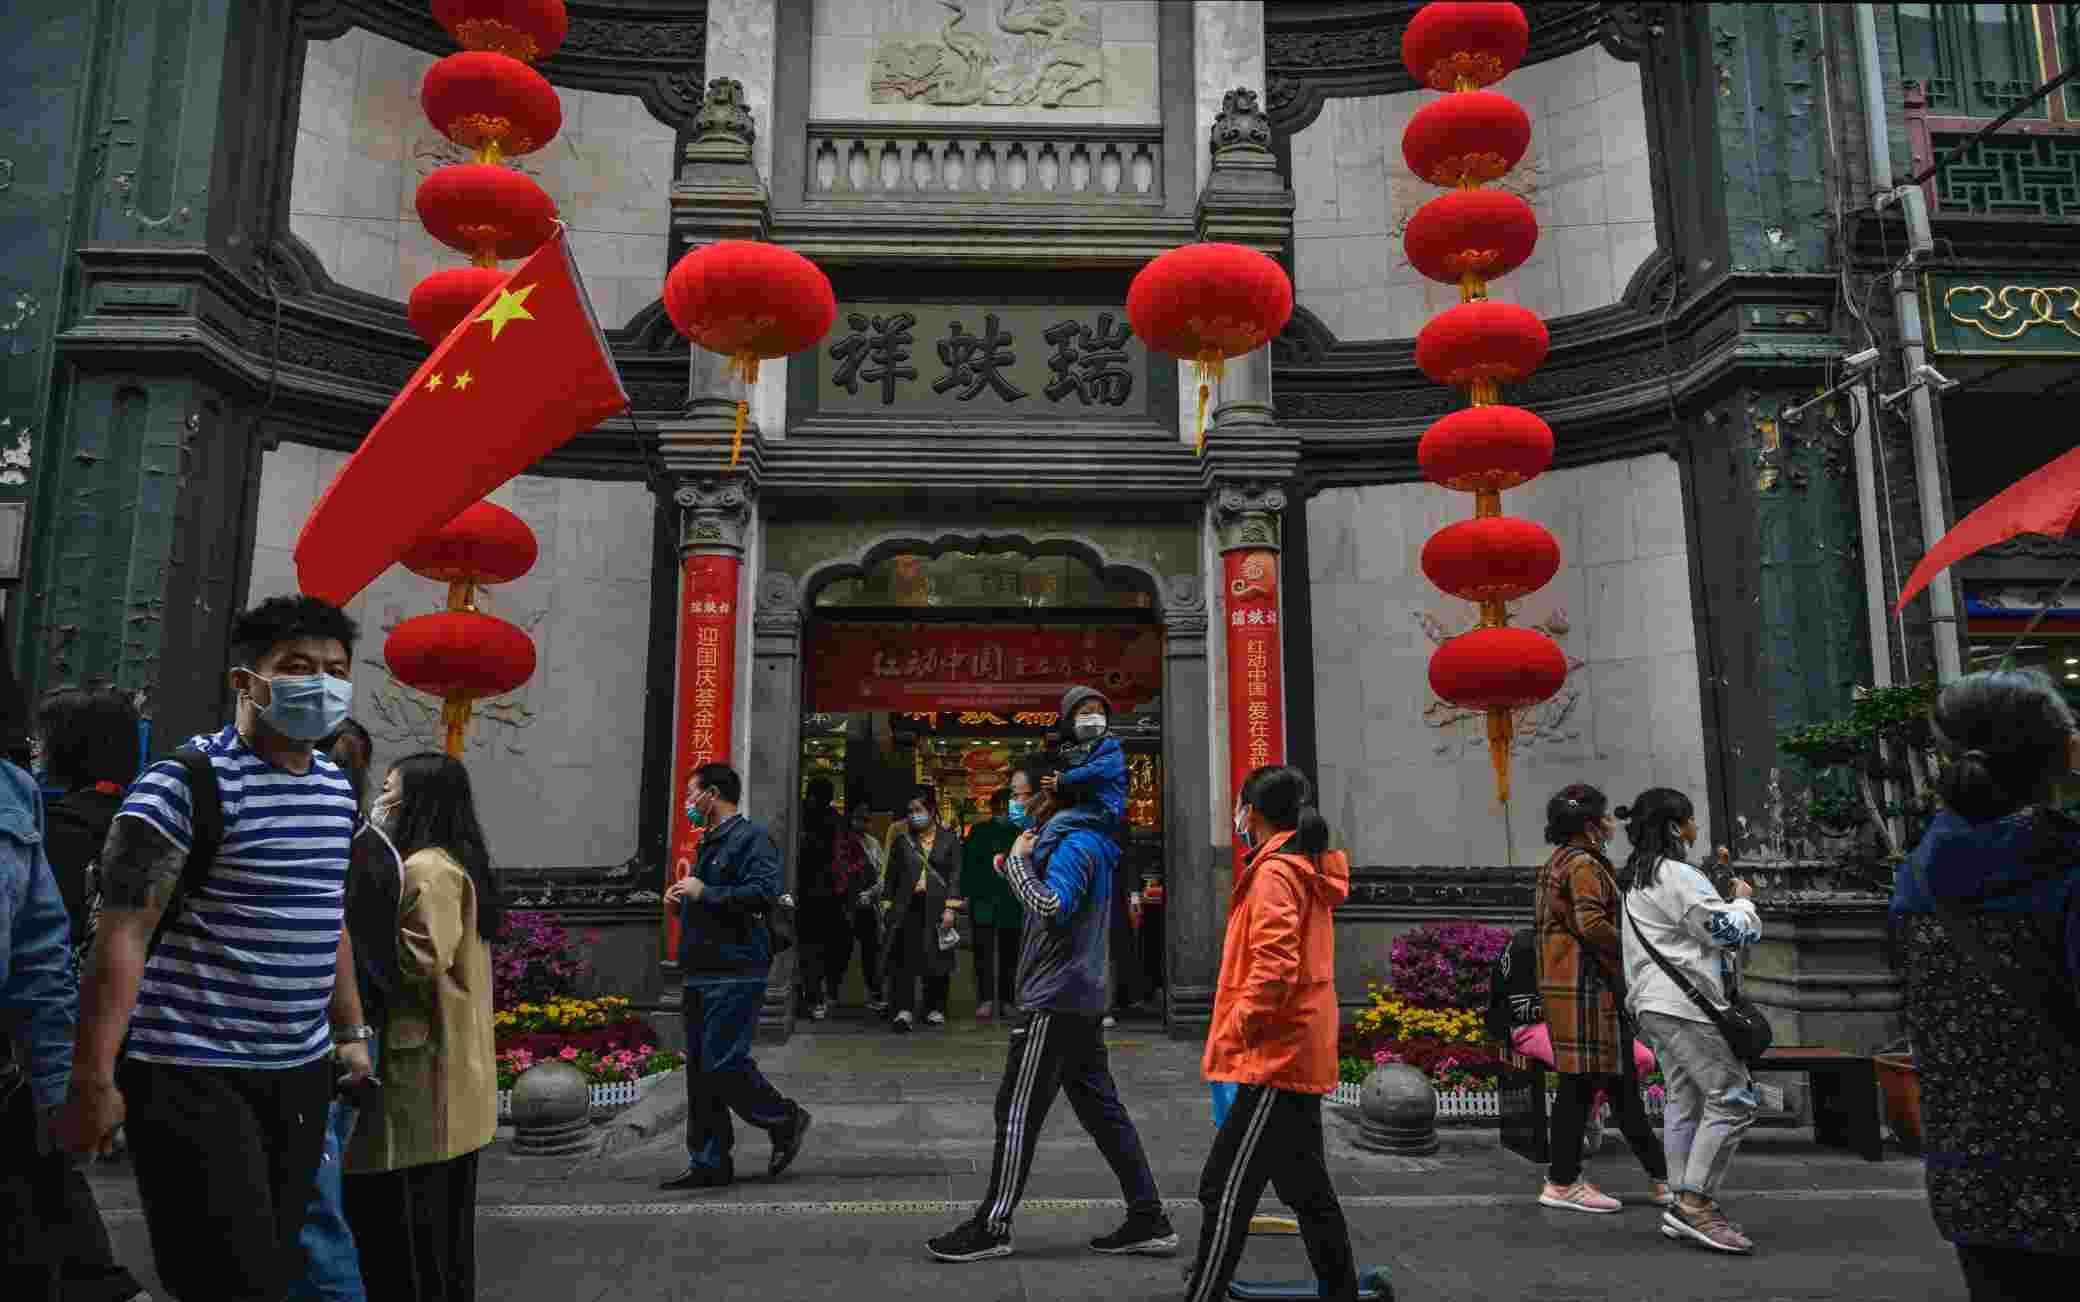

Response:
(232, 595), (359, 669)
(385, 751), (501, 940)
(1238, 764), (1331, 856)
(693, 761), (742, 806)
(806, 776), (835, 806)
(908, 785), (938, 822)
(1615, 787), (1695, 891)
(1934, 669), (2077, 821)
(1544, 783), (1610, 846)
(36, 687), (141, 787)
(989, 786), (1010, 812)
(320, 717), (373, 760)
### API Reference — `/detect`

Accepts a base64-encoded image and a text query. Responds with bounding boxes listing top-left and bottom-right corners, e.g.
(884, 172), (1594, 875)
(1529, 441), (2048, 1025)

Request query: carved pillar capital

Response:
(692, 76), (757, 159)
(752, 571), (803, 642)
(1211, 482), (1288, 555)
(675, 476), (756, 556)
(672, 79), (772, 250)
(1208, 88), (1273, 167)
(1197, 86), (1294, 257)
(1160, 572), (1210, 641)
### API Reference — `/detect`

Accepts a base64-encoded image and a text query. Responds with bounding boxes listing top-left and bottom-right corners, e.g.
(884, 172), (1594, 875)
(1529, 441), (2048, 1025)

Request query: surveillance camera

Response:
(1844, 347), (1880, 371)
(1914, 363), (1958, 392)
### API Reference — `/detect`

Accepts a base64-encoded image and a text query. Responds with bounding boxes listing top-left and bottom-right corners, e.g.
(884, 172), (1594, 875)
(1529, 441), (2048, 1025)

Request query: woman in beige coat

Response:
(342, 752), (500, 1300)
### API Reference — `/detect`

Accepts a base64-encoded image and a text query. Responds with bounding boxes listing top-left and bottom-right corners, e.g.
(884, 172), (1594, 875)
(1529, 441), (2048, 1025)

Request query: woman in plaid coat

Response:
(1535, 783), (1670, 1215)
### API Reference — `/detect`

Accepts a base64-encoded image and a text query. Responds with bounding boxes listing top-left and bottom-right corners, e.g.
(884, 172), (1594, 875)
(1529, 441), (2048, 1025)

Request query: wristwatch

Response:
(333, 1025), (375, 1046)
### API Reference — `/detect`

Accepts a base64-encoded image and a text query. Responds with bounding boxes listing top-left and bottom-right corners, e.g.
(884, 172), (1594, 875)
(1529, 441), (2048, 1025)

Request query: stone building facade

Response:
(10, 1), (2074, 1055)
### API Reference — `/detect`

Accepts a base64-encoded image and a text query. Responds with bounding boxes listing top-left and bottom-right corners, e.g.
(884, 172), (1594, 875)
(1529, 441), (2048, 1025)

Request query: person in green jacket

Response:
(961, 780), (1026, 1022)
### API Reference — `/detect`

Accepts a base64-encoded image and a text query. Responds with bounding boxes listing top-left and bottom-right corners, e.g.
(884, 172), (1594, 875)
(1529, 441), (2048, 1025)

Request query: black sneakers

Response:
(1090, 1212), (1180, 1256)
(926, 1219), (1014, 1262)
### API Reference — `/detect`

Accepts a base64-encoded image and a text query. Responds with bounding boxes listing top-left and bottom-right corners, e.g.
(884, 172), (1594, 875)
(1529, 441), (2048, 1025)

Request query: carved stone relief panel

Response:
(811, 0), (1158, 125)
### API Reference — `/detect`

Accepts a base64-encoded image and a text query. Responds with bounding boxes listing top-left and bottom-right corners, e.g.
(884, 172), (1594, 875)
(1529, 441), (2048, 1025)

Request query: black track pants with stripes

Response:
(1185, 1084), (1358, 1302)
(972, 1011), (1164, 1234)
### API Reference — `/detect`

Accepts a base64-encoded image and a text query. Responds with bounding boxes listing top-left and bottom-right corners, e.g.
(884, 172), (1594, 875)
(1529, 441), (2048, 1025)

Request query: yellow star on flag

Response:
(425, 373), (444, 391)
(476, 284), (538, 340)
(454, 371), (474, 391)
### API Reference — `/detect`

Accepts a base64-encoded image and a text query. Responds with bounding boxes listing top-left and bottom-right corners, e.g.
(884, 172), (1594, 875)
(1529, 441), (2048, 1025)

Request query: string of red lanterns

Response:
(1401, 1), (1567, 811)
(382, 0), (573, 755)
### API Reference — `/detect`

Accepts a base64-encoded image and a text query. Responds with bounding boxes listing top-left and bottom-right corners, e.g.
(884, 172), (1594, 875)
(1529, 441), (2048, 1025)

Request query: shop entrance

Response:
(791, 547), (1168, 1032)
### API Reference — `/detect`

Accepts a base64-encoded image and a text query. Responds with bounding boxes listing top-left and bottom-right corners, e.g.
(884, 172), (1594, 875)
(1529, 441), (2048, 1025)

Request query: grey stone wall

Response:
(1307, 452), (1711, 867)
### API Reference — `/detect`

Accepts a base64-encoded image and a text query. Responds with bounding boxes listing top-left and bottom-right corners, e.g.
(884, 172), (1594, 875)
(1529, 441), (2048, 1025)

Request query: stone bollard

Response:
(511, 1060), (595, 1156)
(1355, 1063), (1439, 1156)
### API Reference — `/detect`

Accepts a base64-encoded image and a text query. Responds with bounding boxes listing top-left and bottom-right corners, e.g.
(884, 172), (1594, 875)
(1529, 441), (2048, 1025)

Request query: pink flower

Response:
(559, 1047), (578, 1061)
(1646, 1084), (1666, 1103)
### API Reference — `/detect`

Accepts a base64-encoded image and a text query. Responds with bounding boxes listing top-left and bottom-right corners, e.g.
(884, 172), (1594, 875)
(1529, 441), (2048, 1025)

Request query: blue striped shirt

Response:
(117, 726), (357, 1069)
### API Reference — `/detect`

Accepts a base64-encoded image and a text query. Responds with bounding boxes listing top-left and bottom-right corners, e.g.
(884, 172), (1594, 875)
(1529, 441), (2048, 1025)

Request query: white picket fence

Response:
(1329, 1079), (1666, 1122)
(497, 1067), (676, 1121)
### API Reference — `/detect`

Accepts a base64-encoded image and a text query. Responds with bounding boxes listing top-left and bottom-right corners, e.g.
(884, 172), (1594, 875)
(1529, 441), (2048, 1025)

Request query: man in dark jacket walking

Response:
(925, 769), (1171, 1263)
(660, 763), (812, 1192)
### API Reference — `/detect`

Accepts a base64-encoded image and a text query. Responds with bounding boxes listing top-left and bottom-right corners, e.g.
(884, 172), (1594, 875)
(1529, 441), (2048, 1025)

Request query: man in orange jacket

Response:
(1187, 765), (1359, 1302)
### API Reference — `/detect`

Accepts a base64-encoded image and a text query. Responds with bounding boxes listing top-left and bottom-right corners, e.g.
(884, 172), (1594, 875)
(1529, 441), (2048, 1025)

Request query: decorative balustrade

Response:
(805, 121), (1164, 206)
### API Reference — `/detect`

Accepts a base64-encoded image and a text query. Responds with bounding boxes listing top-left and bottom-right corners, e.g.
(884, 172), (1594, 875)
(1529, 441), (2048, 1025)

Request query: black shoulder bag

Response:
(1623, 894), (1774, 1067)
(114, 750), (222, 1064)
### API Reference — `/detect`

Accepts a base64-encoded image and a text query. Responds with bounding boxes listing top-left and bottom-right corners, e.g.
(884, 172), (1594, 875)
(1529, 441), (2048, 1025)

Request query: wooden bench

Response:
(1756, 1046), (1884, 1162)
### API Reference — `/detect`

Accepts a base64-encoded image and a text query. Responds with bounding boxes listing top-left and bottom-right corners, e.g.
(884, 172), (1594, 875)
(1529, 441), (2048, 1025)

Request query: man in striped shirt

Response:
(55, 596), (374, 1302)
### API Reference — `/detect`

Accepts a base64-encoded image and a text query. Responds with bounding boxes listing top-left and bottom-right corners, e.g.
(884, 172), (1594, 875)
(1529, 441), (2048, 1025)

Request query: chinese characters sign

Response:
(1224, 550), (1285, 859)
(810, 303), (1155, 420)
(666, 553), (740, 961)
(806, 622), (1161, 713)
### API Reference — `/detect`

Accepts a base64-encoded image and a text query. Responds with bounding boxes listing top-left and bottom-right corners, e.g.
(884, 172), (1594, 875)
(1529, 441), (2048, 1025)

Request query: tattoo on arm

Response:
(97, 817), (186, 917)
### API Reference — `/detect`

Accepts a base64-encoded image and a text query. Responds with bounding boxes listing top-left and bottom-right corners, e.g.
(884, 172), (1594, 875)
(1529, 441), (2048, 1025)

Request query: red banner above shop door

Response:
(806, 622), (1161, 714)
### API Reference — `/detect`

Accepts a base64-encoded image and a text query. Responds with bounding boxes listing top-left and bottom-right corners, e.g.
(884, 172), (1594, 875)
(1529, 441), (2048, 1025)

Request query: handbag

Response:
(1623, 897), (1774, 1067)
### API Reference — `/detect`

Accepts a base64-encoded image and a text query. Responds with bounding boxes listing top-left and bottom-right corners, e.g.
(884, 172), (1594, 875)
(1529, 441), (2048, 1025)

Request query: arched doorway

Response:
(745, 530), (1213, 1041)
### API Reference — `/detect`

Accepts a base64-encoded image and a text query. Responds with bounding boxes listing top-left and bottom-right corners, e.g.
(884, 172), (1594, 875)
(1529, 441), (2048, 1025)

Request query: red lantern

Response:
(407, 266), (509, 349)
(1126, 242), (1294, 454)
(432, 0), (568, 63)
(421, 52), (563, 162)
(385, 610), (539, 754)
(1402, 1), (1531, 91)
(1418, 405), (1554, 492)
(402, 501), (539, 587)
(416, 164), (558, 265)
(1402, 91), (1531, 189)
(1415, 301), (1549, 395)
(1429, 626), (1568, 709)
(662, 240), (837, 468)
(1420, 516), (1561, 603)
(1404, 189), (1538, 294)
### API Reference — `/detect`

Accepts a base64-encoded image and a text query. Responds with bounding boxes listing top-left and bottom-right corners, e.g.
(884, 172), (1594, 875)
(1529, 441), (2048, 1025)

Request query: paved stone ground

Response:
(85, 1014), (1969, 1300)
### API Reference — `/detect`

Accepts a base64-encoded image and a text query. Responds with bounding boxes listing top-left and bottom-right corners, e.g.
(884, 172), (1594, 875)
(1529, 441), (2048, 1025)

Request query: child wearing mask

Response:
(1046, 687), (1127, 825)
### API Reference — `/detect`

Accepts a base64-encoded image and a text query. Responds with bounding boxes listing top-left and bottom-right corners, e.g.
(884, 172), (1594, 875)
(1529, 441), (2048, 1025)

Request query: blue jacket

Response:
(1004, 805), (1116, 1015)
(1056, 734), (1128, 825)
(1, 760), (76, 1109)
(678, 814), (782, 976)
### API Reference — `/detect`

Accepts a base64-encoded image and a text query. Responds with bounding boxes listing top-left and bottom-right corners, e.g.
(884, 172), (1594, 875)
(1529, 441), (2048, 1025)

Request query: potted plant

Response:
(1873, 1041), (1921, 1152)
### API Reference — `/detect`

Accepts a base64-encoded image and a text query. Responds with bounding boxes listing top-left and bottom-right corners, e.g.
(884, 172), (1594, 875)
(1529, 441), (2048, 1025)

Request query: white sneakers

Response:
(926, 1010), (947, 1026)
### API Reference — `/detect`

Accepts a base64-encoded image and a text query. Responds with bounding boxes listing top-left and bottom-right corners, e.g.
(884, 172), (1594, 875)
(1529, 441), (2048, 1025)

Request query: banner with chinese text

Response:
(805, 622), (1161, 714)
(665, 554), (741, 962)
(1223, 549), (1285, 862)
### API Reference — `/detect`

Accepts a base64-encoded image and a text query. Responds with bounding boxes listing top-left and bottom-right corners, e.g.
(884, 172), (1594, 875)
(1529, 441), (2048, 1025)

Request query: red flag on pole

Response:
(294, 227), (628, 605)
(1896, 443), (2080, 612)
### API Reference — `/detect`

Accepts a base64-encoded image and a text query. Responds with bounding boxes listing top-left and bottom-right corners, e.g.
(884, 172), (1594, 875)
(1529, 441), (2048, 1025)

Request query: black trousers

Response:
(888, 895), (949, 1018)
(120, 1055), (334, 1302)
(1547, 1071), (1666, 1186)
(1184, 1085), (1357, 1302)
(1957, 1244), (2058, 1300)
(821, 902), (881, 1000)
(973, 1011), (1162, 1234)
(342, 1149), (481, 1302)
(973, 924), (1021, 1007)
(1, 1080), (145, 1302)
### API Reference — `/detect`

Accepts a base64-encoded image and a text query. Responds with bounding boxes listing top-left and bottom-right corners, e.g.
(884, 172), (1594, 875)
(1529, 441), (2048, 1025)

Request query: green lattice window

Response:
(1897, 3), (2049, 118)
(1932, 129), (2080, 213)
(2060, 4), (2080, 113)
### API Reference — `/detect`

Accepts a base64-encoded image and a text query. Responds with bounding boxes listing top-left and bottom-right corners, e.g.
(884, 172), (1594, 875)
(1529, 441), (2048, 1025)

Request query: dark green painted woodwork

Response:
(1710, 3), (1832, 275)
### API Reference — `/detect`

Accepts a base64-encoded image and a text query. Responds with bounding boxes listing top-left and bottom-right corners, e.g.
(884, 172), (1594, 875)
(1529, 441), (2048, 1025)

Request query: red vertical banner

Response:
(1223, 549), (1286, 865)
(664, 552), (742, 961)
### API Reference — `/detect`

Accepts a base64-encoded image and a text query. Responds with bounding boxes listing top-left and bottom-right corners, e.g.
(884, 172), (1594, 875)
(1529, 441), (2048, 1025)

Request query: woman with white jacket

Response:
(1616, 787), (1762, 1256)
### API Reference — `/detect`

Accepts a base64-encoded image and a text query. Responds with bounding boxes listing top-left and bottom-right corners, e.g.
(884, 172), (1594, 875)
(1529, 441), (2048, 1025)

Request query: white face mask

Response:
(1073, 714), (1107, 740)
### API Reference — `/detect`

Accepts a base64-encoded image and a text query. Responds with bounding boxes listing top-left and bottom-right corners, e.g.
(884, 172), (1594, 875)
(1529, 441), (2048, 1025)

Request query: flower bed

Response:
(495, 997), (652, 1058)
(496, 1043), (685, 1091)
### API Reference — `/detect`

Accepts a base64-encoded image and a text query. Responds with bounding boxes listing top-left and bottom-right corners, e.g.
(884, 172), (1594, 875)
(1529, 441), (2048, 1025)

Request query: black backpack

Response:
(1484, 927), (1542, 1044)
(111, 750), (224, 966)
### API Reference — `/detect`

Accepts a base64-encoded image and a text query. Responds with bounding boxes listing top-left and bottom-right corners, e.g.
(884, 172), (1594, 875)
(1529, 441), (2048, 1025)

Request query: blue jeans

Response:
(683, 974), (800, 1172)
(286, 1040), (379, 1301)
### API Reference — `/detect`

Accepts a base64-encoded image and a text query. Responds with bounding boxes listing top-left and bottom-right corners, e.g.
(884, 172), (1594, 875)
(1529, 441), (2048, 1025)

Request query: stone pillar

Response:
(658, 475), (755, 1024)
(1192, 87), (1292, 446)
(667, 76), (776, 454)
(1213, 482), (1289, 859)
(1159, 574), (1214, 1036)
(747, 568), (804, 1041)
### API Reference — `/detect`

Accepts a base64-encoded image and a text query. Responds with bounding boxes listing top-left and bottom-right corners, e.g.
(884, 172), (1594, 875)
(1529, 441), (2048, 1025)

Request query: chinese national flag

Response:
(294, 228), (629, 605)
